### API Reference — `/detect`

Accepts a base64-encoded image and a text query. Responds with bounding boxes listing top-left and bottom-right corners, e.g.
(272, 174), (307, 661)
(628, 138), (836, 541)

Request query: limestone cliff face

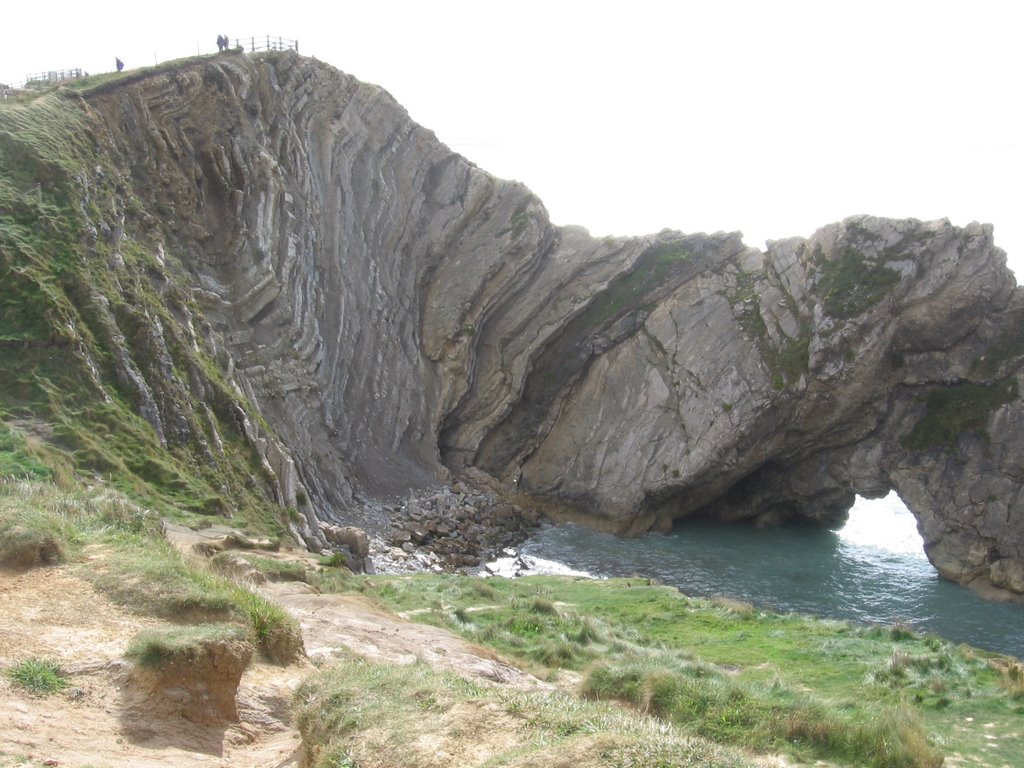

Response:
(76, 52), (1023, 595)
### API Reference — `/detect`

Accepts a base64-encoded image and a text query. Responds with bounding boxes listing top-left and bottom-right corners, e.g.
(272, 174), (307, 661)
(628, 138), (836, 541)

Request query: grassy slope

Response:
(0, 82), (287, 536)
(346, 573), (1023, 767)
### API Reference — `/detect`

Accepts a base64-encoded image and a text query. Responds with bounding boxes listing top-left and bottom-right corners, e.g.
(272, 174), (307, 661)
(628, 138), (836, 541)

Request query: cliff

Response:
(2, 51), (1022, 596)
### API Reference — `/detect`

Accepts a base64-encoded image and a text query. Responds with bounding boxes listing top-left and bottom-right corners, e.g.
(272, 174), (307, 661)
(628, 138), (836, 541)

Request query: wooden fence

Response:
(22, 68), (84, 89)
(230, 36), (299, 54)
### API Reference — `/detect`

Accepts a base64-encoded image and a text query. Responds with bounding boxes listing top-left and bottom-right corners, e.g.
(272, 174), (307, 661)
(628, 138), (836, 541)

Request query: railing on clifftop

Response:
(231, 36), (299, 54)
(22, 68), (84, 89)
(2, 38), (300, 97)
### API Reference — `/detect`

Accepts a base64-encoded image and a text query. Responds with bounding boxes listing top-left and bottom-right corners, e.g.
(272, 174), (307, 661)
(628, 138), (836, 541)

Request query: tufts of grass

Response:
(0, 481), (300, 662)
(307, 566), (353, 594)
(890, 622), (917, 641)
(4, 658), (68, 695)
(580, 658), (942, 767)
(88, 535), (237, 620)
(354, 573), (1021, 765)
(0, 514), (62, 569)
(228, 581), (299, 663)
(294, 654), (752, 768)
(999, 659), (1024, 700)
(125, 623), (247, 667)
(529, 596), (558, 615)
(0, 480), (160, 568)
(318, 552), (348, 569)
(90, 534), (301, 661)
(0, 422), (52, 480)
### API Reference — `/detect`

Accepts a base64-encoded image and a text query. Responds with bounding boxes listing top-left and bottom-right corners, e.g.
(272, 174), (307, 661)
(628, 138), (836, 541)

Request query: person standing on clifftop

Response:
(115, 58), (124, 72)
(216, 35), (224, 52)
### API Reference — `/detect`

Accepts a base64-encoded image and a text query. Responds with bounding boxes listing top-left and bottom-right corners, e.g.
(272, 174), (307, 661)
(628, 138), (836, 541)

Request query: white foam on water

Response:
(485, 552), (597, 579)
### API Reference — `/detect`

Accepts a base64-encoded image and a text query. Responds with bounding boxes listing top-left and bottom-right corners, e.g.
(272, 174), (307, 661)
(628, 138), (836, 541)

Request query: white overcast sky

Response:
(4, 1), (1022, 275)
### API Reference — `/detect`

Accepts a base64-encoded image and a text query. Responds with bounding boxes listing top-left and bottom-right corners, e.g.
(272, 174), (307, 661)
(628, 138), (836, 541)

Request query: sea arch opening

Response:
(836, 491), (929, 562)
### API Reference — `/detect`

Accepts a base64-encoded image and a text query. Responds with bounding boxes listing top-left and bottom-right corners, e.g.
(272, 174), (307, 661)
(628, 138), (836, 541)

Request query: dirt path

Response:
(266, 581), (546, 688)
(0, 554), (546, 768)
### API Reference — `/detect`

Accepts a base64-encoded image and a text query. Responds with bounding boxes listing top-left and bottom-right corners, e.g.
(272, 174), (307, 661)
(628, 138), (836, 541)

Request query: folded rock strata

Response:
(56, 52), (1024, 597)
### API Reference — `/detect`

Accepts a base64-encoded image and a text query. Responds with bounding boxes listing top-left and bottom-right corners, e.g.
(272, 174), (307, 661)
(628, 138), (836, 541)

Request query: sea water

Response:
(504, 493), (1024, 659)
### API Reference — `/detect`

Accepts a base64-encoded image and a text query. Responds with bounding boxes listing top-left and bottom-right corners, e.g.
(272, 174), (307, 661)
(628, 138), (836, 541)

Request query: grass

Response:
(4, 659), (68, 695)
(4, 480), (1022, 764)
(580, 659), (941, 767)
(0, 480), (301, 661)
(318, 552), (348, 569)
(0, 423), (51, 480)
(88, 535), (301, 661)
(0, 506), (64, 568)
(210, 550), (354, 594)
(0, 86), (292, 539)
(294, 654), (754, 768)
(351, 573), (1024, 767)
(125, 623), (247, 667)
(212, 551), (309, 581)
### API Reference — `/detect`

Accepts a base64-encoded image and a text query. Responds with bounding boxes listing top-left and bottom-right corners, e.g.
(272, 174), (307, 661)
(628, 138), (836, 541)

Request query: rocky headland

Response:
(2, 50), (1023, 597)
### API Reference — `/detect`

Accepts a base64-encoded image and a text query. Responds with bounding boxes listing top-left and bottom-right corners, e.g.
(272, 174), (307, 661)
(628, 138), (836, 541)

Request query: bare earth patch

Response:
(266, 581), (548, 688)
(0, 557), (548, 768)
(0, 567), (302, 768)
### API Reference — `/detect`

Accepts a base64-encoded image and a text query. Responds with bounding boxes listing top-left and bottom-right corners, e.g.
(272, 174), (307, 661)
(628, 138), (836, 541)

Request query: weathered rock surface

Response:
(67, 52), (1024, 596)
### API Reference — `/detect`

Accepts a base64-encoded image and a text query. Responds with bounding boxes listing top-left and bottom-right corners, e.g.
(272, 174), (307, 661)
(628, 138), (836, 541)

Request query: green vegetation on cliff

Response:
(902, 378), (1018, 451)
(813, 245), (901, 319)
(0, 86), (287, 535)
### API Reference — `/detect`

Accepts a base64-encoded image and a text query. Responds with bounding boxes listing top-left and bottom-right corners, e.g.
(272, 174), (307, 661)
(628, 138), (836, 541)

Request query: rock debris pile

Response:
(384, 483), (543, 570)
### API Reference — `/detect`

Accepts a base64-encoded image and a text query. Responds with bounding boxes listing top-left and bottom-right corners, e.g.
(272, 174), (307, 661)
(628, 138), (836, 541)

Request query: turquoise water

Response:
(510, 493), (1024, 659)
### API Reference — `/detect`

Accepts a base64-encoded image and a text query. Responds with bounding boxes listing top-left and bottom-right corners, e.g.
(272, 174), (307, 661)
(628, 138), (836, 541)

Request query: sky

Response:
(4, 1), (1021, 275)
